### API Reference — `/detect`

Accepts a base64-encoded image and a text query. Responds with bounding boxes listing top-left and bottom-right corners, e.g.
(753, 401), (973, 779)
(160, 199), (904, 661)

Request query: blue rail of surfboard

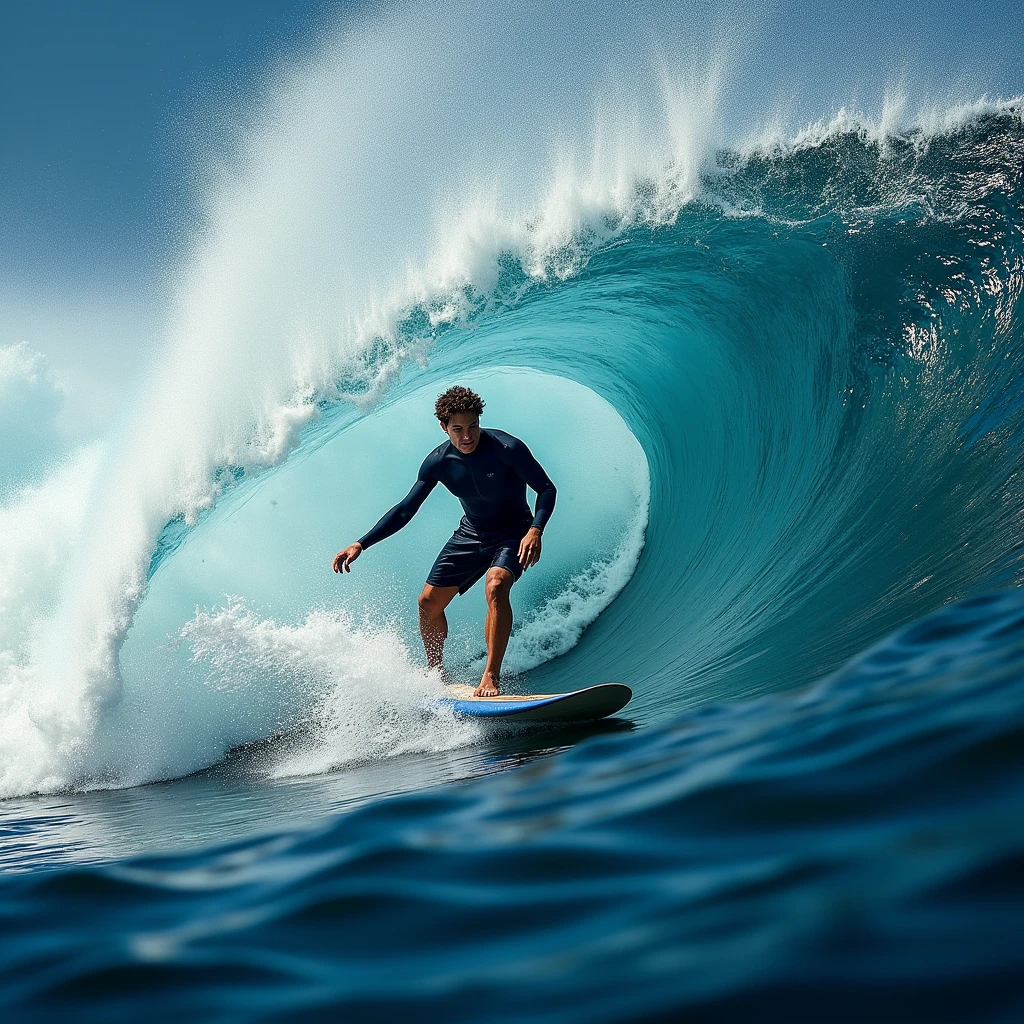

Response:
(437, 695), (565, 718)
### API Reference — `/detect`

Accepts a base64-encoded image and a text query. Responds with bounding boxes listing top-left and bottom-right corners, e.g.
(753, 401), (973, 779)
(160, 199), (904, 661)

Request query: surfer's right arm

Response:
(332, 454), (440, 573)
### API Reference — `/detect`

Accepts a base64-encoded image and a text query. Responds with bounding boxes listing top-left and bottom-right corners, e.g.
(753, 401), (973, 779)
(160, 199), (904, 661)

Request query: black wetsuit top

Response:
(358, 428), (556, 549)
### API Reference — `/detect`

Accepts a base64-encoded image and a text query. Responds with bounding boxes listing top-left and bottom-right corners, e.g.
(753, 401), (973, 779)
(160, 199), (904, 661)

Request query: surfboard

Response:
(438, 682), (632, 722)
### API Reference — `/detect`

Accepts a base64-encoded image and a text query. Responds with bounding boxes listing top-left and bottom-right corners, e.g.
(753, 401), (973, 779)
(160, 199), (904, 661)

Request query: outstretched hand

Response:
(518, 527), (542, 569)
(333, 542), (363, 573)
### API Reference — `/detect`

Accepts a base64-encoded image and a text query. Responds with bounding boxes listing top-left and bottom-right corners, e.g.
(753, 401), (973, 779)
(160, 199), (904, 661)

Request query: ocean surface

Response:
(1, 3), (1023, 1017)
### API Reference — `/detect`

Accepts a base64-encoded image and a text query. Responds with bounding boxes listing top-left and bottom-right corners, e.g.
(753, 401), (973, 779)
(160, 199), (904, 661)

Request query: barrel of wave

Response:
(91, 368), (650, 787)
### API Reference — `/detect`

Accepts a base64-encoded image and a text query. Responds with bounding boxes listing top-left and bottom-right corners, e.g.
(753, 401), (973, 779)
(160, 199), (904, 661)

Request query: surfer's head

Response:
(436, 385), (484, 454)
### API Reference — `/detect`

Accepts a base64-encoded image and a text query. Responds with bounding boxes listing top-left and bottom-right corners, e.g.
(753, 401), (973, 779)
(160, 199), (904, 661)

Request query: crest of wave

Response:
(745, 90), (1024, 160)
(0, 1), (730, 796)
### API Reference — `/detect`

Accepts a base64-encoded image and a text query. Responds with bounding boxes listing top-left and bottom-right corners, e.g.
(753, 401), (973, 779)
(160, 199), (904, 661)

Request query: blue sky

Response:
(0, 1), (349, 426)
(0, 1), (345, 288)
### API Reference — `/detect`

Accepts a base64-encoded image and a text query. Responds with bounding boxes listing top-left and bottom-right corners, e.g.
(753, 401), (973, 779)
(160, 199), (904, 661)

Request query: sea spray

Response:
(180, 600), (482, 778)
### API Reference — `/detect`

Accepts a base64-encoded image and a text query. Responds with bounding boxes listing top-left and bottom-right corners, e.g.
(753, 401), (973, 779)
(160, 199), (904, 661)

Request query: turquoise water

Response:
(1, 89), (1023, 1022)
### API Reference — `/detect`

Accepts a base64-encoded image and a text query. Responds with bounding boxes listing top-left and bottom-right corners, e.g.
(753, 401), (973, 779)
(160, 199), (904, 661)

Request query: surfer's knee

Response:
(418, 585), (453, 618)
(418, 588), (441, 617)
(484, 569), (513, 607)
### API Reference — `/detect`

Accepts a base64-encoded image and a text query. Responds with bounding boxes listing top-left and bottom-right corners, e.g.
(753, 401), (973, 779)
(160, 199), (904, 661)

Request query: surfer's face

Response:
(443, 412), (480, 454)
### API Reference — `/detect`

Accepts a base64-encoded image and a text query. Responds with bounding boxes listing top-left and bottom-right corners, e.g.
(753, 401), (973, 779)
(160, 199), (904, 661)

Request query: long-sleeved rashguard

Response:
(358, 428), (556, 550)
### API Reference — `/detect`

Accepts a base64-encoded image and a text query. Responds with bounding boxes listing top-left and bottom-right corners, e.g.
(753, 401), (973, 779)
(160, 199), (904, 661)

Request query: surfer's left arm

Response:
(507, 437), (556, 568)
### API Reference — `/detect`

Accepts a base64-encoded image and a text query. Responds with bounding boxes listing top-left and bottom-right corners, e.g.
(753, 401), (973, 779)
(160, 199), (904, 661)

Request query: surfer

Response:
(332, 386), (556, 696)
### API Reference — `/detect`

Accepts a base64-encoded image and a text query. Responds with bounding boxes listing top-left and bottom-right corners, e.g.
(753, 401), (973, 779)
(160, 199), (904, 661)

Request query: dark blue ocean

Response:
(1, 51), (1023, 1023)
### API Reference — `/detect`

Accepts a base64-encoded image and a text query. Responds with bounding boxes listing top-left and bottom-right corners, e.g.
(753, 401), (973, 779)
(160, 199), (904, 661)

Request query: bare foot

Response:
(474, 672), (500, 697)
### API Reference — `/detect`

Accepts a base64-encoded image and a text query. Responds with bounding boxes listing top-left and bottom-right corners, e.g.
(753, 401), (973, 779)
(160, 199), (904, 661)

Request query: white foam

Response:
(0, 447), (103, 796)
(180, 600), (481, 779)
(499, 505), (650, 676)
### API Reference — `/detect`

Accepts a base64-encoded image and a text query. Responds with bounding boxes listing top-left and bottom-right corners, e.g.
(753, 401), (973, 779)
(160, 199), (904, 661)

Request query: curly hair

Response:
(434, 385), (485, 425)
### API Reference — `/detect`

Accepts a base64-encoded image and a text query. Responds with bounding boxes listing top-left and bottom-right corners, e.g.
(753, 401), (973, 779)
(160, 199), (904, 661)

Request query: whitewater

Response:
(1, 1), (1024, 1015)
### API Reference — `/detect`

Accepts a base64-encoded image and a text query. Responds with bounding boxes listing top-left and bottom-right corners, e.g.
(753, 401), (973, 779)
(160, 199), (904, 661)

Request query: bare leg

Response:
(418, 584), (459, 672)
(476, 567), (514, 696)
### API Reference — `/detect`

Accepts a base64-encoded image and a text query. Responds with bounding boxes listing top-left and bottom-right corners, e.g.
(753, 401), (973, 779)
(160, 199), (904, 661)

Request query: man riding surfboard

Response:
(333, 386), (556, 696)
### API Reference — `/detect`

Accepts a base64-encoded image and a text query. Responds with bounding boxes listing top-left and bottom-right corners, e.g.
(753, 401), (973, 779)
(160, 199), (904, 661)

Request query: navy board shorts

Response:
(426, 517), (532, 594)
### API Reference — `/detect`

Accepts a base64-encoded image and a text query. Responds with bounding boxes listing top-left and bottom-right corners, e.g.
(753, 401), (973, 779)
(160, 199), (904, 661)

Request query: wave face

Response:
(7, 108), (1024, 795)
(412, 108), (1024, 721)
(0, 0), (1019, 801)
(546, 109), (1024, 712)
